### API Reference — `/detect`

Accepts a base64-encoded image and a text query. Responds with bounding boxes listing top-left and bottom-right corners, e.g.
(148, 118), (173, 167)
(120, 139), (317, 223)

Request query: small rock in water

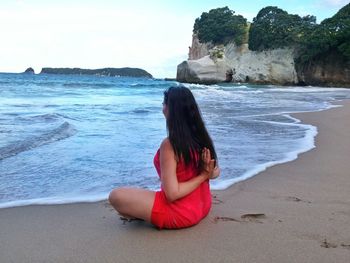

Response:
(23, 67), (35, 74)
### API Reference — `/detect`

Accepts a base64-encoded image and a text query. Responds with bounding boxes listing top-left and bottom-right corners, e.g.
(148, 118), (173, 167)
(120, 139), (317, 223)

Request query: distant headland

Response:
(177, 4), (350, 87)
(21, 67), (153, 78)
(40, 67), (153, 78)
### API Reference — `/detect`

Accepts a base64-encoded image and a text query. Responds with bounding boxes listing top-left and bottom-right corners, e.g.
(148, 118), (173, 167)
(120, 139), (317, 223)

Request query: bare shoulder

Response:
(160, 138), (176, 160)
(160, 138), (172, 150)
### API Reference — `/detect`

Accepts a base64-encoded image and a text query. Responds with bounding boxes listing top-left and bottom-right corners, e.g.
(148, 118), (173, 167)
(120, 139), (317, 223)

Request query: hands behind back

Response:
(201, 148), (220, 180)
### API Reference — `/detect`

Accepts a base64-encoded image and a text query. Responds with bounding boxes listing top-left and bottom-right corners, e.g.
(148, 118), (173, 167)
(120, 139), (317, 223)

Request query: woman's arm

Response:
(160, 139), (211, 203)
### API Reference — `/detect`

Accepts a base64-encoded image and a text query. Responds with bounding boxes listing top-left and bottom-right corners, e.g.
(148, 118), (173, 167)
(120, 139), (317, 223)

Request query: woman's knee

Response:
(109, 188), (127, 208)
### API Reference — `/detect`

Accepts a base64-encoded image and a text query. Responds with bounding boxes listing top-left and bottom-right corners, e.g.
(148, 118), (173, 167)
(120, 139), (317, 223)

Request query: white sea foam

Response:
(210, 116), (318, 190)
(266, 86), (349, 92)
(0, 193), (109, 209)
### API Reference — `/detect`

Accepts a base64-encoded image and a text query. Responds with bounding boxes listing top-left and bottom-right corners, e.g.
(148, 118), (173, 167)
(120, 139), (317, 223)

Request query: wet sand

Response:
(1, 100), (350, 263)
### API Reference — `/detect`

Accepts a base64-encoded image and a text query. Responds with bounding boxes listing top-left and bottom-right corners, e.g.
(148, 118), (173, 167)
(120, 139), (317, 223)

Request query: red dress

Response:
(151, 149), (212, 229)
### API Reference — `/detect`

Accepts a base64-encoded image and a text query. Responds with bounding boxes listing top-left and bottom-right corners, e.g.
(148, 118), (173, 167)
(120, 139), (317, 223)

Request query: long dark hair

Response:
(163, 86), (217, 169)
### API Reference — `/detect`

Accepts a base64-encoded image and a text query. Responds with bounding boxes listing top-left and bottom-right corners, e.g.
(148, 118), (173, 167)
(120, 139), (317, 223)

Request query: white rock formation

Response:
(177, 56), (229, 84)
(178, 35), (299, 85)
(224, 43), (298, 84)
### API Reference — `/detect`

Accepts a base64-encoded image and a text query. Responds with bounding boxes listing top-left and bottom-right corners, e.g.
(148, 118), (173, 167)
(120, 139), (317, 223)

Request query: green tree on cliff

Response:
(193, 7), (248, 45)
(335, 3), (350, 59)
(248, 6), (316, 51)
(297, 3), (350, 63)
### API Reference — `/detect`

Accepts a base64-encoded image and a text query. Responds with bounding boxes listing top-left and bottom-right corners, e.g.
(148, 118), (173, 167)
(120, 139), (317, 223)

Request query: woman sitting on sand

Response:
(109, 86), (220, 229)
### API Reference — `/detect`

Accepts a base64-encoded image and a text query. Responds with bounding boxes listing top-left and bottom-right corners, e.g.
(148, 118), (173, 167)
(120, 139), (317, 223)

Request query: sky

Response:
(0, 0), (348, 78)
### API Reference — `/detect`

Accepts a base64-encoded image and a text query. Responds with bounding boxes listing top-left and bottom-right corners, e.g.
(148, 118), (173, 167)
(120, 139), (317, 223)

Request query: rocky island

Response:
(40, 67), (153, 78)
(23, 67), (35, 74)
(177, 4), (350, 87)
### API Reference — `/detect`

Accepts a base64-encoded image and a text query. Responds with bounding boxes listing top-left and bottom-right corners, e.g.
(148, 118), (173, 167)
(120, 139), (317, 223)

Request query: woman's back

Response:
(152, 149), (211, 229)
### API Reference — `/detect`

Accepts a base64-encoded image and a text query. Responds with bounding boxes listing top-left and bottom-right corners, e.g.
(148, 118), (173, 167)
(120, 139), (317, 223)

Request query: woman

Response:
(109, 86), (220, 229)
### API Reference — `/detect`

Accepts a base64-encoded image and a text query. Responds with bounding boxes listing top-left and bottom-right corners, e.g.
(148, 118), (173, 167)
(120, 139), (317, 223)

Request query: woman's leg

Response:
(108, 188), (156, 222)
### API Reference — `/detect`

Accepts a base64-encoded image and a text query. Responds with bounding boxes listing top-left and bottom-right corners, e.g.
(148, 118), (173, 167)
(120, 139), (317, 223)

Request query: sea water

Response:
(1, 73), (350, 208)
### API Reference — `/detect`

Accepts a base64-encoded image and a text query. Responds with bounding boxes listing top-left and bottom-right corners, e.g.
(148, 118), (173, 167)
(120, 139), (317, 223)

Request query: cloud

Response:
(316, 0), (349, 7)
(0, 2), (194, 77)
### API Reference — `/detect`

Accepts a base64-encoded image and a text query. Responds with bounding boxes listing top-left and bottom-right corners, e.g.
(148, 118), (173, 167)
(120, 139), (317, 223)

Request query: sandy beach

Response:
(1, 100), (350, 263)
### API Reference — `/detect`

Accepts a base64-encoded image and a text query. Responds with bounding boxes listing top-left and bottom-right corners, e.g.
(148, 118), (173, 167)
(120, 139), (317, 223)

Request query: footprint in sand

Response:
(212, 194), (224, 205)
(321, 239), (338, 248)
(271, 195), (312, 204)
(214, 216), (242, 223)
(285, 196), (312, 204)
(119, 216), (144, 225)
(214, 213), (267, 224)
(320, 239), (350, 250)
(103, 202), (116, 211)
(340, 243), (350, 250)
(241, 213), (266, 223)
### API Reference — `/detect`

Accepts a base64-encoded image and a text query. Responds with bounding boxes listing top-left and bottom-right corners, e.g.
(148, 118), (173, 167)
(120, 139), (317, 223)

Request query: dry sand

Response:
(1, 100), (350, 263)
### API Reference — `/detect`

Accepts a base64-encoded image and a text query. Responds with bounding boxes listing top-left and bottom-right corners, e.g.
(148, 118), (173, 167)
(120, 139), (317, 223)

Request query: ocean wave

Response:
(266, 87), (350, 93)
(129, 83), (157, 87)
(186, 83), (264, 97)
(132, 109), (151, 114)
(16, 113), (77, 122)
(183, 83), (213, 89)
(35, 81), (62, 87)
(17, 113), (62, 122)
(62, 82), (115, 88)
(0, 122), (76, 160)
(210, 116), (318, 190)
(129, 81), (171, 88)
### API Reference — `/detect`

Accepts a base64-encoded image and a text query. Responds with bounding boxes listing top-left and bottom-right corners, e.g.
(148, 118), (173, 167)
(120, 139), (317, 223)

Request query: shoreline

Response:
(0, 100), (341, 209)
(1, 100), (350, 262)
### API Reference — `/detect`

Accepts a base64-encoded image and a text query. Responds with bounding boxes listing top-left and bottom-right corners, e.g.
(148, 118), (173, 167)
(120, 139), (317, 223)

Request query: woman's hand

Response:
(160, 138), (214, 202)
(202, 148), (220, 180)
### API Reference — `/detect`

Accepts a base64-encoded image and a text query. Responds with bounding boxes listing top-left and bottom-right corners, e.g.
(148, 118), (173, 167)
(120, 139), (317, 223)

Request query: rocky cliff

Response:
(188, 34), (213, 60)
(178, 35), (298, 85)
(296, 50), (350, 87)
(177, 35), (349, 87)
(224, 44), (297, 85)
